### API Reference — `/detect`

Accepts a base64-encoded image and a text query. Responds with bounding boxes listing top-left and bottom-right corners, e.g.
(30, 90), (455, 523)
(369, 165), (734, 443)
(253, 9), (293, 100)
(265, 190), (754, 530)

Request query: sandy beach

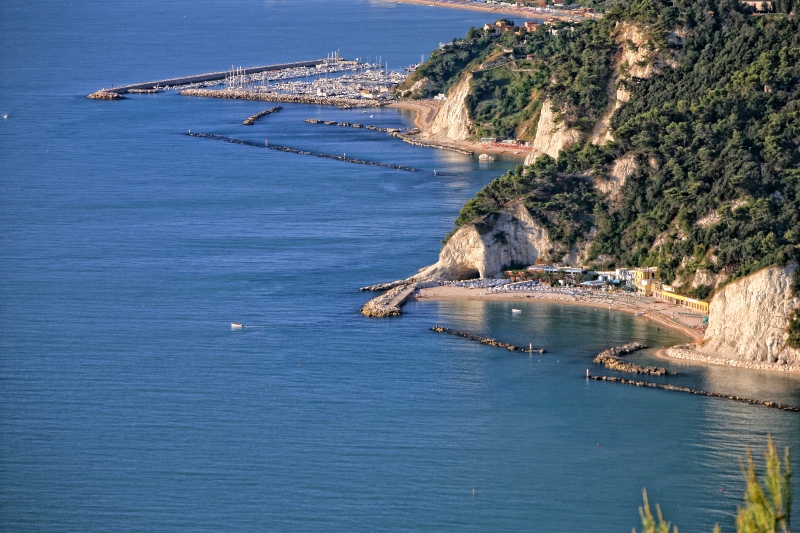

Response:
(384, 0), (592, 22)
(415, 283), (800, 374)
(389, 100), (530, 159)
(416, 284), (705, 341)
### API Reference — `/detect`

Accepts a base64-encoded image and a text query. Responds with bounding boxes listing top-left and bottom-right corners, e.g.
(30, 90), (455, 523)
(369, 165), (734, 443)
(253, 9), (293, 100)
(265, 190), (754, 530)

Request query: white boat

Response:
(512, 309), (522, 313)
(231, 322), (244, 329)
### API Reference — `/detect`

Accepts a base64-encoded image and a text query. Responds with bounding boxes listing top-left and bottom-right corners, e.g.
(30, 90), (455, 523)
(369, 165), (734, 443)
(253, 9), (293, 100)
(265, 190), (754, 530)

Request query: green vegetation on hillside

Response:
(400, 31), (497, 98)
(441, 0), (800, 299)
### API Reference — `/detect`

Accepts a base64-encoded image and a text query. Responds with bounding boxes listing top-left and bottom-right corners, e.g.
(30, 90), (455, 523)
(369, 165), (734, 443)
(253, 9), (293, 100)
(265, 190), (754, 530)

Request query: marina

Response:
(89, 55), (410, 105)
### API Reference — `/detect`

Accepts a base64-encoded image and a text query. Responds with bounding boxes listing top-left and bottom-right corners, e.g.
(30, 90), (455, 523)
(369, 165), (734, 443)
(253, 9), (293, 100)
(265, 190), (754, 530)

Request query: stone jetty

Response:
(243, 106), (283, 125)
(181, 88), (386, 109)
(361, 284), (417, 317)
(187, 132), (418, 172)
(593, 342), (671, 376)
(88, 90), (126, 100)
(431, 326), (545, 353)
(587, 374), (800, 412)
(303, 118), (474, 155)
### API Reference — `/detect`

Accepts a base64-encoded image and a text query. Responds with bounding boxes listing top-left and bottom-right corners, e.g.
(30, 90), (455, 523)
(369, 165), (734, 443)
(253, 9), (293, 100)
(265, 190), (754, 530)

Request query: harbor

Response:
(89, 55), (409, 107)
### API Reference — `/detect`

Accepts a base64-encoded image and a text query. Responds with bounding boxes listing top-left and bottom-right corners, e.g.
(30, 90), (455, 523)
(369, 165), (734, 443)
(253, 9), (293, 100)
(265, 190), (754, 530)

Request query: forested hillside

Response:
(428, 0), (799, 302)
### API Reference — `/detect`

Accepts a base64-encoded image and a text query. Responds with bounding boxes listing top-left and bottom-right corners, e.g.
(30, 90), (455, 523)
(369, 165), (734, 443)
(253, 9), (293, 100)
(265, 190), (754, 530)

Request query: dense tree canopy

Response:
(440, 0), (799, 300)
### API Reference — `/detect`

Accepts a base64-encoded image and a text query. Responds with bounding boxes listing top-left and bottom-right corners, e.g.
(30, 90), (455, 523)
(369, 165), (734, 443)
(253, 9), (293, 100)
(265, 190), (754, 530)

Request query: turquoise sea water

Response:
(1, 1), (799, 530)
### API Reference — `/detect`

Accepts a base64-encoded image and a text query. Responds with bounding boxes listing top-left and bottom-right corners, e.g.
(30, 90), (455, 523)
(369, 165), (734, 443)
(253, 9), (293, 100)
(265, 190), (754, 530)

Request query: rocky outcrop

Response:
(593, 342), (671, 375)
(594, 154), (637, 209)
(427, 74), (473, 141)
(524, 99), (582, 165)
(414, 199), (555, 280)
(88, 90), (125, 100)
(699, 263), (800, 367)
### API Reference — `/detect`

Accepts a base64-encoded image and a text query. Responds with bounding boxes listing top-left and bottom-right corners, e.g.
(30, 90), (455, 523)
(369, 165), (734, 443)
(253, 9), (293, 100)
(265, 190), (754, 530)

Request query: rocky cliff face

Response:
(414, 200), (554, 280)
(700, 263), (800, 367)
(427, 74), (473, 141)
(524, 99), (582, 165)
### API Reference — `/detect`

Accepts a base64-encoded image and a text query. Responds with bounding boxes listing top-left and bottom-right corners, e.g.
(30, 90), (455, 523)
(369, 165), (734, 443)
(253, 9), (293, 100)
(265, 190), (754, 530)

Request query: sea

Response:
(1, 1), (798, 531)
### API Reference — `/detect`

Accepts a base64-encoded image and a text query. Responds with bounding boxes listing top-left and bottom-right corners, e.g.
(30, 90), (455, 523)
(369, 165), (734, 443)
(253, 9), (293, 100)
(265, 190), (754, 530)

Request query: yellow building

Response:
(631, 267), (709, 314)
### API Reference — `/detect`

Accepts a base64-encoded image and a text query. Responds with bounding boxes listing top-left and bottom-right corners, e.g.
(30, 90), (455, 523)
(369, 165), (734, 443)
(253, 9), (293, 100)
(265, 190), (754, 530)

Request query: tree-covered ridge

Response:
(448, 0), (800, 300)
(606, 0), (800, 289)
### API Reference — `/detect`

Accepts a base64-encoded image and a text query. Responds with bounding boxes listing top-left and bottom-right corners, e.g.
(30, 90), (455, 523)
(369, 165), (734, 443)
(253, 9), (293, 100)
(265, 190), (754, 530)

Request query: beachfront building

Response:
(631, 266), (709, 313)
(632, 267), (659, 295)
(650, 285), (710, 313)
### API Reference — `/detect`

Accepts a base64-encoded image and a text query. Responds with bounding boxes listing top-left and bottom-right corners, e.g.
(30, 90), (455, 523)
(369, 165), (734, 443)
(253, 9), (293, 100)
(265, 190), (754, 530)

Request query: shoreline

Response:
(415, 284), (800, 374)
(384, 0), (593, 22)
(416, 284), (704, 341)
(388, 100), (529, 159)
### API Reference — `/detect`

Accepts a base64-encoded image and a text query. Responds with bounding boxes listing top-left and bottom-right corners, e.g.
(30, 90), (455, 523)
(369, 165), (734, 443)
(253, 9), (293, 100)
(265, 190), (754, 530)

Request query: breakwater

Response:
(587, 374), (800, 412)
(187, 132), (418, 172)
(431, 326), (545, 353)
(243, 106), (283, 125)
(593, 342), (671, 376)
(304, 118), (474, 155)
(181, 88), (385, 109)
(90, 59), (329, 95)
(361, 284), (418, 317)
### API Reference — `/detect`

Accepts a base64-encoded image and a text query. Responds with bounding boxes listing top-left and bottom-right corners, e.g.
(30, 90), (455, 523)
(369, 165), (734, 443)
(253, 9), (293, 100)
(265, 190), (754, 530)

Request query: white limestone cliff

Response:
(523, 99), (582, 165)
(426, 74), (473, 141)
(413, 200), (554, 280)
(699, 263), (800, 367)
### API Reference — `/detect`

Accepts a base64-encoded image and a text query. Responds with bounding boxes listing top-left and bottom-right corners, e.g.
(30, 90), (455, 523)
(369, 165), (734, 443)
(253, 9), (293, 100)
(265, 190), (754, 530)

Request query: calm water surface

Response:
(1, 1), (799, 531)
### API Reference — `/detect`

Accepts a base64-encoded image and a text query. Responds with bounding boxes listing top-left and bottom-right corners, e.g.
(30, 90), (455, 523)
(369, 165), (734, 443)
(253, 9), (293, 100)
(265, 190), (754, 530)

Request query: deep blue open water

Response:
(1, 1), (799, 531)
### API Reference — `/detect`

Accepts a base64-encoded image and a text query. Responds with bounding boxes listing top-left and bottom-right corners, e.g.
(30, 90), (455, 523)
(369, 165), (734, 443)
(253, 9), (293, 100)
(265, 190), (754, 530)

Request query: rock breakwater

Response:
(431, 326), (545, 353)
(593, 342), (671, 375)
(187, 132), (418, 172)
(303, 119), (473, 155)
(88, 90), (126, 100)
(587, 374), (800, 412)
(243, 106), (283, 125)
(181, 88), (385, 109)
(361, 284), (417, 317)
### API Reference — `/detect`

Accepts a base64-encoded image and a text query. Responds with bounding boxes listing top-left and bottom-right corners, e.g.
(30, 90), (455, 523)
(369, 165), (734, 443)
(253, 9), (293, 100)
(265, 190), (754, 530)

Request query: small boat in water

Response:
(231, 322), (244, 329)
(512, 309), (522, 313)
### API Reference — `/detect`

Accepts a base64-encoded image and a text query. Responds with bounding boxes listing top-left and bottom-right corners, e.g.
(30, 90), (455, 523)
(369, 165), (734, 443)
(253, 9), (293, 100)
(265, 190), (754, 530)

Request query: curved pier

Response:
(587, 374), (800, 412)
(187, 132), (418, 172)
(593, 342), (671, 376)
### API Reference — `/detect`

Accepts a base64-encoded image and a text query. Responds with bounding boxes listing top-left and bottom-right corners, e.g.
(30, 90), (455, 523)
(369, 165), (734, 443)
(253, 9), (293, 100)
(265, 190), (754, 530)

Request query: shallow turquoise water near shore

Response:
(1, 1), (799, 531)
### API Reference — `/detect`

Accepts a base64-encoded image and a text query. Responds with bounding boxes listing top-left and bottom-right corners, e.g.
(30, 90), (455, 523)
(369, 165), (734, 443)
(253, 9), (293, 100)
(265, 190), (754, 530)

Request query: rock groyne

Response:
(187, 132), (418, 172)
(431, 326), (545, 353)
(303, 119), (473, 155)
(593, 342), (671, 375)
(243, 106), (283, 125)
(587, 374), (800, 412)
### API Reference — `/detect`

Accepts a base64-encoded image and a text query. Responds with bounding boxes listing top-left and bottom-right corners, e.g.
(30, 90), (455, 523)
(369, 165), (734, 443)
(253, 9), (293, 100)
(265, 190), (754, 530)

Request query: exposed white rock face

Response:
(692, 268), (716, 288)
(427, 74), (473, 141)
(700, 263), (800, 366)
(593, 154), (637, 208)
(523, 99), (582, 165)
(414, 200), (555, 280)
